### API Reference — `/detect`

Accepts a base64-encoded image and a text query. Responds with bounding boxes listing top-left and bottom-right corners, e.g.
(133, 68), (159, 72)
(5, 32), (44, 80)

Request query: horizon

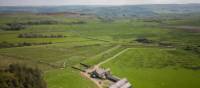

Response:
(0, 3), (200, 7)
(0, 0), (200, 6)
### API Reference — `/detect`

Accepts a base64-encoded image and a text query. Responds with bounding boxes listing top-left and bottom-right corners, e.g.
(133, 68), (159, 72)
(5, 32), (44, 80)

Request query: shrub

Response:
(135, 38), (153, 43)
(184, 45), (200, 54)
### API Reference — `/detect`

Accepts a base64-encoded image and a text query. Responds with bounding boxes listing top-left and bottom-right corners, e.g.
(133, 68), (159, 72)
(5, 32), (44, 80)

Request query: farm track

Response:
(81, 47), (130, 88)
(81, 46), (175, 88)
(70, 30), (112, 43)
(96, 48), (130, 67)
(81, 72), (103, 88)
(89, 45), (121, 61)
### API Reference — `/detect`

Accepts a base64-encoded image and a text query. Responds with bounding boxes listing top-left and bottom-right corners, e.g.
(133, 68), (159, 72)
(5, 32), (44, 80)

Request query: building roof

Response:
(95, 68), (107, 75)
(106, 74), (120, 82)
(109, 78), (131, 88)
(121, 82), (132, 88)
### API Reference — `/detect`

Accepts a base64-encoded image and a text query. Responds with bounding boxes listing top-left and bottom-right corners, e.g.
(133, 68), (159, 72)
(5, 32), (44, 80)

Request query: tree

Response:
(0, 64), (47, 88)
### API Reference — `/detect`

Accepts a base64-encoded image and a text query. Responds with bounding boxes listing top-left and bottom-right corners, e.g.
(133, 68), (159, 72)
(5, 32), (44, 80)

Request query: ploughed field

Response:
(0, 13), (200, 88)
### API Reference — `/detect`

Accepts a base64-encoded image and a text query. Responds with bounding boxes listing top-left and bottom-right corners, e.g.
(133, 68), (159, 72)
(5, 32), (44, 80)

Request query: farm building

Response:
(90, 68), (109, 79)
(106, 73), (120, 82)
(90, 67), (132, 88)
(109, 78), (132, 88)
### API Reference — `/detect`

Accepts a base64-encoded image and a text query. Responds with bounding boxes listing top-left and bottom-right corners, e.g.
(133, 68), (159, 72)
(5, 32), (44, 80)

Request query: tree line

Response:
(0, 23), (26, 31)
(0, 41), (52, 49)
(0, 20), (86, 31)
(0, 64), (46, 88)
(0, 20), (59, 31)
(18, 33), (66, 38)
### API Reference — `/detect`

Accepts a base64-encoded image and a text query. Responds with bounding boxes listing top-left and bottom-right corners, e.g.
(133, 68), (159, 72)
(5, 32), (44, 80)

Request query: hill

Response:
(1, 4), (200, 18)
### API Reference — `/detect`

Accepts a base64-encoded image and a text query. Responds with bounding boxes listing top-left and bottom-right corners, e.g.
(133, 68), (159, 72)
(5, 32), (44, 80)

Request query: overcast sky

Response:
(0, 0), (200, 6)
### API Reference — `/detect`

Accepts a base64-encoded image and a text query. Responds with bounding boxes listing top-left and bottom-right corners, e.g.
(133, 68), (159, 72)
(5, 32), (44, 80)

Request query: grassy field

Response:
(45, 69), (98, 88)
(103, 48), (200, 88)
(0, 13), (200, 88)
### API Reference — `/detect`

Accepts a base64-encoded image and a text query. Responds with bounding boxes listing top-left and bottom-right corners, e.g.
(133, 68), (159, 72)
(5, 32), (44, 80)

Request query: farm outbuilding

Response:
(106, 73), (120, 82)
(109, 78), (132, 88)
(89, 67), (132, 88)
(90, 68), (109, 79)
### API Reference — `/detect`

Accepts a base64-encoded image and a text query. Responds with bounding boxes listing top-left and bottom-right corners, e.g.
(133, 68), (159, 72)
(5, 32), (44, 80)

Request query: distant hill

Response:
(0, 4), (200, 18)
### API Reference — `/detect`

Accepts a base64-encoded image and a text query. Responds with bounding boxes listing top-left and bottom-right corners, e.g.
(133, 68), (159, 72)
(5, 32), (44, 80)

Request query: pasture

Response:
(103, 48), (200, 88)
(45, 69), (98, 88)
(0, 13), (200, 88)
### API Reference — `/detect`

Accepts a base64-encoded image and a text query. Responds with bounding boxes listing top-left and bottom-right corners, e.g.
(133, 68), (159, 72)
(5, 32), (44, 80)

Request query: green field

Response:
(45, 69), (97, 88)
(103, 48), (200, 88)
(0, 13), (200, 88)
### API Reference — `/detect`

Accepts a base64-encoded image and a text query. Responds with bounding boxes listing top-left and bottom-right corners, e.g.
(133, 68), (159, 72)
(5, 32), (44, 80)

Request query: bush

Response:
(184, 45), (200, 54)
(0, 41), (16, 48)
(135, 38), (153, 43)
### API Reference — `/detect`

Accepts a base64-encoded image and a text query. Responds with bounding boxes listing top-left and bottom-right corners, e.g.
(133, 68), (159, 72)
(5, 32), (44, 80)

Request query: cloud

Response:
(0, 0), (200, 6)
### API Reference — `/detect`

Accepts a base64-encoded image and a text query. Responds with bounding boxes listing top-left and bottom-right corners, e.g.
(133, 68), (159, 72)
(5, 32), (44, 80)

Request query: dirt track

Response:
(96, 48), (130, 67)
(81, 47), (130, 88)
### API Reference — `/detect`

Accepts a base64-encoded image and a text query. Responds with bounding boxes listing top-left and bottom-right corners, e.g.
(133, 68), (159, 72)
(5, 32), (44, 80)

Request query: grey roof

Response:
(95, 68), (107, 75)
(121, 82), (132, 88)
(109, 78), (131, 88)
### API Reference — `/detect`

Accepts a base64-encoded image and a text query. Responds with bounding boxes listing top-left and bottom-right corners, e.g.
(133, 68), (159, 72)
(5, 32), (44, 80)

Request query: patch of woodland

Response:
(0, 64), (46, 88)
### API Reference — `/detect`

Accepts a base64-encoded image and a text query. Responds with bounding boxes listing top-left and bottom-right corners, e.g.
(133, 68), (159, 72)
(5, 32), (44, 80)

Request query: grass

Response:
(103, 47), (200, 88)
(0, 41), (111, 68)
(83, 45), (126, 66)
(0, 13), (200, 88)
(45, 69), (98, 88)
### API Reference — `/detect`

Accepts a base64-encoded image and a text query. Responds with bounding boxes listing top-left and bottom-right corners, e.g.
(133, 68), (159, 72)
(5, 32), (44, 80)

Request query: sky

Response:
(0, 0), (200, 6)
